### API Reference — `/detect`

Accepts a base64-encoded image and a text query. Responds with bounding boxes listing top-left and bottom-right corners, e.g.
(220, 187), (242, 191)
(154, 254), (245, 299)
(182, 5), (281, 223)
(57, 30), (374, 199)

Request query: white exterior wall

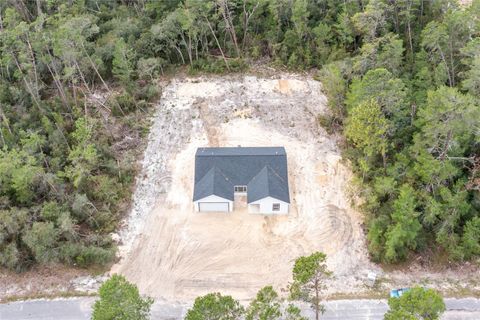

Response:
(194, 194), (233, 212)
(248, 196), (289, 214)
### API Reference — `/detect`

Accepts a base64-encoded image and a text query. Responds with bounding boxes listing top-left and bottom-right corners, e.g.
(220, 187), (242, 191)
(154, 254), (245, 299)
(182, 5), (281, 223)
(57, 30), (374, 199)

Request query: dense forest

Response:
(0, 0), (478, 271)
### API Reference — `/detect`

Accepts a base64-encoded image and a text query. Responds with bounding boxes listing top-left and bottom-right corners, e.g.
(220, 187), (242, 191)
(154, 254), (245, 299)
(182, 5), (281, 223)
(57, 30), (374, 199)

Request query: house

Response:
(193, 147), (290, 214)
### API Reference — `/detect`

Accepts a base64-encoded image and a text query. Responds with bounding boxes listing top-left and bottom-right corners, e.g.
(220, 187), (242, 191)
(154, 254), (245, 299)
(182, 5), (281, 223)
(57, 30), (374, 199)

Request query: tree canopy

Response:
(185, 292), (244, 320)
(92, 274), (154, 320)
(0, 0), (478, 271)
(289, 252), (332, 320)
(384, 286), (446, 320)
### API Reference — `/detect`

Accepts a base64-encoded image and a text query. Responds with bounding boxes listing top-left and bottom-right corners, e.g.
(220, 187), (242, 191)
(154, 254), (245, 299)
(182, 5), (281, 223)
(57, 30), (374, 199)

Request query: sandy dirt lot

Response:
(111, 74), (377, 301)
(2, 74), (478, 302)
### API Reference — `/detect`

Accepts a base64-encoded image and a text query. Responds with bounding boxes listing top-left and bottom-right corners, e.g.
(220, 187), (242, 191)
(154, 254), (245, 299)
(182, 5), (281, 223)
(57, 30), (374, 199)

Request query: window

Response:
(272, 203), (280, 211)
(234, 186), (247, 193)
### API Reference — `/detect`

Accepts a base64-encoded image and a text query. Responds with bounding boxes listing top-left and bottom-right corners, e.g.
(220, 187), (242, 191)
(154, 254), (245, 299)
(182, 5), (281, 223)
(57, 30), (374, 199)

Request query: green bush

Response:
(60, 242), (115, 267)
(41, 201), (63, 222)
(134, 84), (160, 102)
(22, 222), (59, 264)
(385, 286), (445, 320)
(462, 217), (480, 260)
(109, 92), (136, 116)
(317, 114), (337, 135)
(0, 242), (20, 270)
(186, 293), (244, 320)
(92, 275), (153, 320)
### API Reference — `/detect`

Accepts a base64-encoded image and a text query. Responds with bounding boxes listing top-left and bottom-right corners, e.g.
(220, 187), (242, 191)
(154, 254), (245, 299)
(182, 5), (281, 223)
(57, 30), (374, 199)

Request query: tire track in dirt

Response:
(112, 85), (201, 263)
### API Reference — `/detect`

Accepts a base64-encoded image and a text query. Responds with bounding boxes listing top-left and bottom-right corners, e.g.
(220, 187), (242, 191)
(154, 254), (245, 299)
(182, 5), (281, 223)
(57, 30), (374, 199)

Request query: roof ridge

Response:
(264, 165), (270, 197)
(265, 164), (287, 184)
(213, 165), (232, 184)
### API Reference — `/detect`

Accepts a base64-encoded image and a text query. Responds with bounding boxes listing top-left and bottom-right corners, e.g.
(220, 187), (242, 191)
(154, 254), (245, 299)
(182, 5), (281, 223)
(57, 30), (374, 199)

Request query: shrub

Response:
(186, 293), (244, 320)
(59, 242), (115, 267)
(0, 242), (20, 270)
(41, 201), (63, 222)
(92, 274), (153, 320)
(109, 92), (136, 116)
(22, 222), (59, 264)
(385, 286), (445, 320)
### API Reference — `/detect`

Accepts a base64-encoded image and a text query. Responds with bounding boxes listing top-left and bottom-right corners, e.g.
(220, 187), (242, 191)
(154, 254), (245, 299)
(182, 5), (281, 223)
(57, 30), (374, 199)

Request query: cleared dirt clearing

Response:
(111, 75), (376, 301)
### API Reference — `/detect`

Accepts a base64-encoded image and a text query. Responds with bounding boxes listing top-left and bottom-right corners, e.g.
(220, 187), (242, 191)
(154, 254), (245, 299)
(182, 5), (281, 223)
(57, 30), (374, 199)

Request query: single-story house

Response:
(193, 147), (290, 214)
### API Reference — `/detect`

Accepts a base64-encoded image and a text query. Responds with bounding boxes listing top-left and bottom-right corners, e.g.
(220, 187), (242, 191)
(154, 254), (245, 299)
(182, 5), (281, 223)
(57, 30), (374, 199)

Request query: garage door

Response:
(198, 202), (229, 212)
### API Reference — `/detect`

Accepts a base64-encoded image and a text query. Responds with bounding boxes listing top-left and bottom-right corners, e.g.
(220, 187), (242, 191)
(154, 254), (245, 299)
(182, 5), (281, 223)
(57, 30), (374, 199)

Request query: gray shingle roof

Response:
(193, 166), (235, 201)
(247, 166), (290, 203)
(196, 147), (286, 157)
(193, 147), (290, 203)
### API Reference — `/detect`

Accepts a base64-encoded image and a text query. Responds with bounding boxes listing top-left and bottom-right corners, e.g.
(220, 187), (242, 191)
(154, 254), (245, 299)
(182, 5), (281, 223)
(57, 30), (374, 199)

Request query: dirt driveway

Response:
(111, 74), (376, 301)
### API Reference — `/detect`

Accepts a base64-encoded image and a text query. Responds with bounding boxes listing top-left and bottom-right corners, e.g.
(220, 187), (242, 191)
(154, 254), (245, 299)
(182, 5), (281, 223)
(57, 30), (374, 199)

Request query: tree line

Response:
(324, 1), (480, 263)
(0, 0), (478, 271)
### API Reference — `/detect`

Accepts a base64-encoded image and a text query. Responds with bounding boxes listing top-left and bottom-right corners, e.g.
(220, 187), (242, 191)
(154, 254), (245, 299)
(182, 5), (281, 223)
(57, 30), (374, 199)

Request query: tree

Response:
(345, 99), (390, 170)
(22, 221), (59, 264)
(414, 86), (478, 161)
(353, 33), (404, 76)
(186, 292), (244, 320)
(318, 62), (347, 123)
(291, 0), (309, 39)
(284, 304), (308, 320)
(64, 117), (99, 189)
(384, 185), (422, 262)
(462, 217), (480, 260)
(92, 274), (153, 320)
(0, 148), (43, 204)
(0, 0), (478, 272)
(424, 185), (472, 258)
(246, 286), (282, 320)
(384, 286), (446, 320)
(352, 0), (387, 41)
(462, 55), (480, 96)
(137, 57), (163, 80)
(421, 9), (478, 87)
(289, 252), (332, 320)
(112, 38), (134, 86)
(346, 68), (409, 128)
(0, 208), (29, 270)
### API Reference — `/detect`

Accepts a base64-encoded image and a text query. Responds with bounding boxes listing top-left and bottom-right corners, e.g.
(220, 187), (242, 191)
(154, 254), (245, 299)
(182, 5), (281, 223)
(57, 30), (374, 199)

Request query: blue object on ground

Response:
(390, 287), (411, 298)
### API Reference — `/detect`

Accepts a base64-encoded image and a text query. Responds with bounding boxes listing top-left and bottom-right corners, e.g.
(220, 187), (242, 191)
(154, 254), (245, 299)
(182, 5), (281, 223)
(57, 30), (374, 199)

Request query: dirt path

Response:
(110, 74), (377, 301)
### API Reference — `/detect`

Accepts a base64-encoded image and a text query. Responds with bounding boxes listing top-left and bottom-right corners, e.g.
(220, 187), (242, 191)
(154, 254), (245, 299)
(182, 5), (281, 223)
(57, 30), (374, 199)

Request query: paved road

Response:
(1, 297), (479, 319)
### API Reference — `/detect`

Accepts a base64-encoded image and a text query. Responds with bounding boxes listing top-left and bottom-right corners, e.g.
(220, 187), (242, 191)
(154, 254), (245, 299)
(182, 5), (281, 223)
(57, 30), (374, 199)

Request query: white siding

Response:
(248, 196), (289, 214)
(194, 195), (233, 212)
(199, 202), (229, 212)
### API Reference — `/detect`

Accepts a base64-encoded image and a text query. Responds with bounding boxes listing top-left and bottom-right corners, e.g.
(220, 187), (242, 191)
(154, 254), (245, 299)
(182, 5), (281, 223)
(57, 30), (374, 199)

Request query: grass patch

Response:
(1, 291), (97, 304)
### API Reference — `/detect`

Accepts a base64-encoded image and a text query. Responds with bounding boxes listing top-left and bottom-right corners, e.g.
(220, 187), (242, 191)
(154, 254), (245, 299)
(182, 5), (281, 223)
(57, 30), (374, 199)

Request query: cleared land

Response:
(2, 74), (478, 302)
(111, 74), (375, 301)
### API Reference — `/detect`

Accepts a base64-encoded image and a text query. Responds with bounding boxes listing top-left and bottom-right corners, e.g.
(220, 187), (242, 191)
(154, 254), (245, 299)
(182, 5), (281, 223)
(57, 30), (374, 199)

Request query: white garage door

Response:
(198, 202), (229, 212)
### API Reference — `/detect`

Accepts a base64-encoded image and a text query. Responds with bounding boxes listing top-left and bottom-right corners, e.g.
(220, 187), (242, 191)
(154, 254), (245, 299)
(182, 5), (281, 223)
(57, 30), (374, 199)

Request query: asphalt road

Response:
(1, 297), (479, 320)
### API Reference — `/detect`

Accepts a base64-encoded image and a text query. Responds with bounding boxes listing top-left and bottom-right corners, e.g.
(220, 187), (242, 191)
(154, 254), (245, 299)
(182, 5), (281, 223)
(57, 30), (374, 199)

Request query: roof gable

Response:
(193, 166), (235, 201)
(247, 166), (290, 203)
